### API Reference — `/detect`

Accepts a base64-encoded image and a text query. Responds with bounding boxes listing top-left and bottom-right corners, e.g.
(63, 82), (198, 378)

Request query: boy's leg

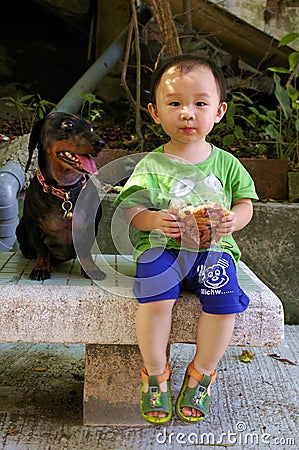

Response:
(136, 299), (176, 418)
(180, 251), (248, 418)
(182, 312), (235, 418)
(134, 248), (183, 419)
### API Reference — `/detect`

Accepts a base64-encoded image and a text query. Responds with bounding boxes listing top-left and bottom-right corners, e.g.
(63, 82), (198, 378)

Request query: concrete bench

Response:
(0, 252), (284, 425)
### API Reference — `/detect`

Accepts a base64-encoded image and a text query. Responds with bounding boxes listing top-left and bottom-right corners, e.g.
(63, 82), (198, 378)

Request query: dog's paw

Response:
(29, 268), (51, 281)
(92, 269), (106, 281)
(81, 267), (106, 281)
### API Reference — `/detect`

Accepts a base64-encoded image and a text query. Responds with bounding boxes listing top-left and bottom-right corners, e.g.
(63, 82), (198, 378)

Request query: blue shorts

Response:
(133, 248), (249, 314)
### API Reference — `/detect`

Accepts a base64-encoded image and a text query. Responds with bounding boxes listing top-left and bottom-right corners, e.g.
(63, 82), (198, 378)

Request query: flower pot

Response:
(239, 158), (289, 200)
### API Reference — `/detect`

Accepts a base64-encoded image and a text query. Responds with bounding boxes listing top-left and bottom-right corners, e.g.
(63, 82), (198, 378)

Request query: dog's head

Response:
(26, 112), (104, 175)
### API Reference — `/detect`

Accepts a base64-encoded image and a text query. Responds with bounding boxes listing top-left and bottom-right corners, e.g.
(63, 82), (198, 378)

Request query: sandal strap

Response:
(140, 362), (172, 418)
(179, 383), (211, 417)
(141, 386), (171, 414)
(141, 361), (171, 384)
(187, 361), (217, 387)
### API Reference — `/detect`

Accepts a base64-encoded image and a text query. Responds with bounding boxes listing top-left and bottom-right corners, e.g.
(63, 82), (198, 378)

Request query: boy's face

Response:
(148, 65), (227, 145)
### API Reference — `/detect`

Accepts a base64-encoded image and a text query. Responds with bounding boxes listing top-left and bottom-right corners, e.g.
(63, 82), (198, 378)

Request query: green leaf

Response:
(287, 85), (297, 97)
(234, 125), (244, 139)
(265, 110), (279, 124)
(226, 102), (236, 126)
(265, 124), (283, 143)
(243, 114), (257, 128)
(249, 106), (267, 121)
(214, 122), (226, 130)
(2, 99), (16, 107)
(278, 33), (299, 48)
(19, 94), (34, 102)
(273, 73), (292, 119)
(288, 52), (299, 72)
(223, 134), (235, 146)
(296, 118), (299, 131)
(267, 66), (290, 74)
(238, 116), (254, 128)
(226, 117), (235, 128)
(232, 92), (253, 104)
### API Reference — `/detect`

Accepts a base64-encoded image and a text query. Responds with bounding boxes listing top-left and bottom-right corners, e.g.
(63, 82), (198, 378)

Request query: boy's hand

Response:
(124, 205), (184, 238)
(216, 212), (237, 237)
(216, 199), (253, 237)
(153, 210), (183, 238)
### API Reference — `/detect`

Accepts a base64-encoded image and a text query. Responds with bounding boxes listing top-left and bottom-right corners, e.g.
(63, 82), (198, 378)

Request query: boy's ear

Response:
(148, 103), (161, 124)
(214, 102), (227, 123)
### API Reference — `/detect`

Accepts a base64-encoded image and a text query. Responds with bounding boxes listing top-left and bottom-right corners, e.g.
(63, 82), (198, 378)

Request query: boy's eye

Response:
(196, 101), (205, 107)
(169, 101), (180, 107)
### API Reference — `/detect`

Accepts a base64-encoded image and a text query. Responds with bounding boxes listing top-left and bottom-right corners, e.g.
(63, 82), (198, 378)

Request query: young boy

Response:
(115, 54), (258, 424)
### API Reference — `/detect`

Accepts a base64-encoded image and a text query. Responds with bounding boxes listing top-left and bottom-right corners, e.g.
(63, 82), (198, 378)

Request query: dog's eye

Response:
(61, 120), (74, 129)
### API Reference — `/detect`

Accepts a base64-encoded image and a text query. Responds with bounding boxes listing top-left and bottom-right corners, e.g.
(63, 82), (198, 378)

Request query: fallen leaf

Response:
(34, 367), (48, 372)
(277, 358), (298, 365)
(267, 353), (280, 359)
(239, 349), (255, 363)
(267, 354), (297, 365)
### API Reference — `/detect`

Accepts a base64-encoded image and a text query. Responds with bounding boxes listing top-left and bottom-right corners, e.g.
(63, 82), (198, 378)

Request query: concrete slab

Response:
(0, 326), (298, 449)
(0, 253), (284, 347)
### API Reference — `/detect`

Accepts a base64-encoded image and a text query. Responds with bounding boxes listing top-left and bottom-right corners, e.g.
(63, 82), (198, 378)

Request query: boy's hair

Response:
(149, 54), (227, 105)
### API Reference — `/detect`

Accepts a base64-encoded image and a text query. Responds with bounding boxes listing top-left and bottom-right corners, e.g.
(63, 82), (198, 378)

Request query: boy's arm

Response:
(123, 205), (182, 239)
(216, 198), (253, 237)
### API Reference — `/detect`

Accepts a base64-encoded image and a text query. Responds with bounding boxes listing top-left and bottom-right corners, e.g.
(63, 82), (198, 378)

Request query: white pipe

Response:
(0, 162), (25, 251)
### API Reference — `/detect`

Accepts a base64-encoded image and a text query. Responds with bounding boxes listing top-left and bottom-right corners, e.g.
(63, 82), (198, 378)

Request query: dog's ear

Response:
(25, 118), (45, 172)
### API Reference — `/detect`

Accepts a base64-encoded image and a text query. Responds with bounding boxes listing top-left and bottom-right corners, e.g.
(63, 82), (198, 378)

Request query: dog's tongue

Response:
(76, 154), (98, 174)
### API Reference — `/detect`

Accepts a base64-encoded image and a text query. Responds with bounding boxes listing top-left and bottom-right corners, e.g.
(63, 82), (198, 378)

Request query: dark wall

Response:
(0, 1), (90, 103)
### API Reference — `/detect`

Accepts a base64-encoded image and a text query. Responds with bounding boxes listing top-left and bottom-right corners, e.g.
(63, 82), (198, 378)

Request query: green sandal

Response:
(175, 361), (216, 422)
(140, 362), (172, 425)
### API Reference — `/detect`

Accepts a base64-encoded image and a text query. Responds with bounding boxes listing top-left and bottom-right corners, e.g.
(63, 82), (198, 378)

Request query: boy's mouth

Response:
(182, 127), (195, 133)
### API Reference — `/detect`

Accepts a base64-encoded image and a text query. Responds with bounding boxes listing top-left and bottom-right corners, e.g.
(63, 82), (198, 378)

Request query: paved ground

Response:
(0, 326), (298, 450)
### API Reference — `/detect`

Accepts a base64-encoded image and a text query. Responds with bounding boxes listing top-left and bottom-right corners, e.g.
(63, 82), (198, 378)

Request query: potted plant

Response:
(208, 33), (298, 200)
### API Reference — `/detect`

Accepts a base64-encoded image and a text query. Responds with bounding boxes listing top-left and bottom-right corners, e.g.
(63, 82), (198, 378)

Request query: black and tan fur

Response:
(16, 112), (106, 281)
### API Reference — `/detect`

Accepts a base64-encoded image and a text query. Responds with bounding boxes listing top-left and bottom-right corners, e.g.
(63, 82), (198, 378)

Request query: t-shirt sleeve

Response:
(225, 156), (259, 203)
(232, 165), (259, 202)
(114, 158), (155, 209)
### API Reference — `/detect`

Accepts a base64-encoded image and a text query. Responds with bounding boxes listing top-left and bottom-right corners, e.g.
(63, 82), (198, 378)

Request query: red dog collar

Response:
(36, 167), (86, 219)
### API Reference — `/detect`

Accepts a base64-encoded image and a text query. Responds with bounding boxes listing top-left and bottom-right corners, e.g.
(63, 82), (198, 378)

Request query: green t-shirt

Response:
(114, 145), (259, 263)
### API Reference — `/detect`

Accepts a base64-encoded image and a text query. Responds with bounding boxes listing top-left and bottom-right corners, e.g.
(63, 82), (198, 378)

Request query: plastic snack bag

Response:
(168, 173), (230, 249)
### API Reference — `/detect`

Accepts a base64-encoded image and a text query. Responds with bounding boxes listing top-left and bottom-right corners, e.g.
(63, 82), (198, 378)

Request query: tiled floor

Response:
(0, 252), (135, 287)
(0, 252), (259, 291)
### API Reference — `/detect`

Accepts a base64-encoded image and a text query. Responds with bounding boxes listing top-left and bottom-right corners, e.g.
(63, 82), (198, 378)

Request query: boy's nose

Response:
(180, 108), (194, 120)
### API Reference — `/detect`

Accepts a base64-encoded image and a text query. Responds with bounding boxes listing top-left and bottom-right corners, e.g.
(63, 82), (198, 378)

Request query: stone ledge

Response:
(0, 253), (284, 347)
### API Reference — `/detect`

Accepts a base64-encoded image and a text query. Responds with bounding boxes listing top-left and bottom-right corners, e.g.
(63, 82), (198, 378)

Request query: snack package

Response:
(168, 174), (230, 249)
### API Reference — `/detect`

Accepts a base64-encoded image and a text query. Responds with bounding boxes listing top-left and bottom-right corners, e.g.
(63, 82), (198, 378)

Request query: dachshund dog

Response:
(16, 112), (106, 281)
